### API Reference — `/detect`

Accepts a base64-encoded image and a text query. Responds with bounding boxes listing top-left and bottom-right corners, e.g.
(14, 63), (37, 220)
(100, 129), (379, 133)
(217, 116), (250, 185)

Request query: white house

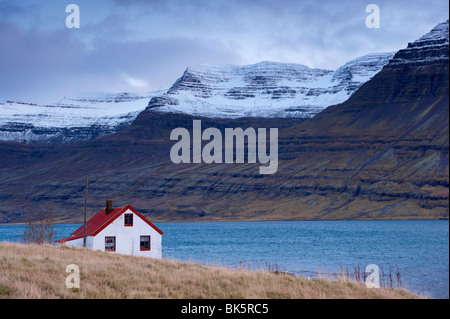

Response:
(57, 201), (163, 258)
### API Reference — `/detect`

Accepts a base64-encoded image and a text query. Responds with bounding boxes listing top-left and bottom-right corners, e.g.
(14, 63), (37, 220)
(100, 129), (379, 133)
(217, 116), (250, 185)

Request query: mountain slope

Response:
(146, 53), (394, 119)
(302, 20), (449, 136)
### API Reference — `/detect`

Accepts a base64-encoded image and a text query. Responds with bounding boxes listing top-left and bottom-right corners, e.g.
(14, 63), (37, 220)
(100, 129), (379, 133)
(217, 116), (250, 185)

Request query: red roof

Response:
(57, 204), (163, 242)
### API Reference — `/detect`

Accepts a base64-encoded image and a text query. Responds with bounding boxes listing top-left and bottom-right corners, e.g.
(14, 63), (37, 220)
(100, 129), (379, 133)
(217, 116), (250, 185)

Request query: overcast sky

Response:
(0, 0), (448, 103)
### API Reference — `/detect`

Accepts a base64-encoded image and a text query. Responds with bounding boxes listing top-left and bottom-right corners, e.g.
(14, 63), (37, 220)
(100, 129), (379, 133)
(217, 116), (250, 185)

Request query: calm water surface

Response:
(1, 220), (448, 298)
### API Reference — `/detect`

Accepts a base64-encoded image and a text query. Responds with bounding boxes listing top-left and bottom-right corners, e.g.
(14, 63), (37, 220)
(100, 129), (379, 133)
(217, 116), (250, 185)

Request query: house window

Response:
(140, 236), (151, 251)
(124, 213), (133, 226)
(105, 236), (116, 251)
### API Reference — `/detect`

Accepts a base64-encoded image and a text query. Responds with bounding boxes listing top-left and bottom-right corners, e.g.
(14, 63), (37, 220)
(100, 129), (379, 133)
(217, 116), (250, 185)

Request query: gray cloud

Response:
(0, 0), (448, 103)
(0, 19), (241, 103)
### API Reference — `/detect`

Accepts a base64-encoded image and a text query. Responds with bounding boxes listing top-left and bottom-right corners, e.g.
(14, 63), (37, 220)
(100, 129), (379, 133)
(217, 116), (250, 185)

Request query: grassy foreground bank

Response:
(0, 242), (418, 299)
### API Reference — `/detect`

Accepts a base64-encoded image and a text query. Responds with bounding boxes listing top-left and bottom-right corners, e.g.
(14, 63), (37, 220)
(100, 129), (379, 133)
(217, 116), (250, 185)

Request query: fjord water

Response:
(1, 220), (448, 298)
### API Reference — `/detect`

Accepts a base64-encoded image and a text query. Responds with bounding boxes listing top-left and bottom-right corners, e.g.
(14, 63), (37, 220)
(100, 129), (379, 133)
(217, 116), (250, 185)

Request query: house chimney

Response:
(106, 200), (113, 214)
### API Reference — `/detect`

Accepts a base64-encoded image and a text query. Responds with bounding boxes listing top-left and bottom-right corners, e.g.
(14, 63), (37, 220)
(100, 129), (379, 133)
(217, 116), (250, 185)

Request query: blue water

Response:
(1, 220), (448, 298)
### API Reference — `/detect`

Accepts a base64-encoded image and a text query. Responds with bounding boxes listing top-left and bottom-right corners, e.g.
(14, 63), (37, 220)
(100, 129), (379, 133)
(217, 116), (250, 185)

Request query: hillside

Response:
(0, 21), (448, 223)
(0, 242), (418, 299)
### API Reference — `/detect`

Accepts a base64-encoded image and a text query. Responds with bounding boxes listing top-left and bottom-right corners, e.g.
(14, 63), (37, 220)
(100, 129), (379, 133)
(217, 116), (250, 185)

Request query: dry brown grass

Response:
(0, 242), (419, 299)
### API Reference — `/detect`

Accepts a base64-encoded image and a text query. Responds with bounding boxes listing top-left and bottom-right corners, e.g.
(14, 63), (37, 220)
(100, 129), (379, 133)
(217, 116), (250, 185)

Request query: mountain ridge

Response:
(146, 52), (394, 119)
(0, 52), (394, 144)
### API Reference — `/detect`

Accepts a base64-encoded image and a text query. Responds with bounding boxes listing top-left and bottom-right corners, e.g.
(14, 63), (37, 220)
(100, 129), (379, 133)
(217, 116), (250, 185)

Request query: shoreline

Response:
(1, 216), (448, 226)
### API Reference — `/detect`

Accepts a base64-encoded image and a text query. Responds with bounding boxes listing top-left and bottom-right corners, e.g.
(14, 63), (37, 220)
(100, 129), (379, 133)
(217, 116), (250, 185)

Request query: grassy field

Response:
(0, 242), (419, 299)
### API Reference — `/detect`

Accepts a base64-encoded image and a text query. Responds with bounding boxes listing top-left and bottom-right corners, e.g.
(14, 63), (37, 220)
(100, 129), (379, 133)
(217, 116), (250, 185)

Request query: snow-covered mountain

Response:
(0, 91), (163, 143)
(146, 52), (395, 118)
(0, 52), (394, 144)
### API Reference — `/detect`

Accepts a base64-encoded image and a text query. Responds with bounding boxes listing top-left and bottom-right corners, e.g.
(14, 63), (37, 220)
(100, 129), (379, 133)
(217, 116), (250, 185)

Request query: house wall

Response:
(65, 236), (94, 249)
(92, 208), (162, 258)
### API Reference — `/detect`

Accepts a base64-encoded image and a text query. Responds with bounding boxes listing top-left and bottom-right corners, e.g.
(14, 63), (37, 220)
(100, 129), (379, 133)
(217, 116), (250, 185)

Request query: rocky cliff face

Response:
(146, 53), (394, 119)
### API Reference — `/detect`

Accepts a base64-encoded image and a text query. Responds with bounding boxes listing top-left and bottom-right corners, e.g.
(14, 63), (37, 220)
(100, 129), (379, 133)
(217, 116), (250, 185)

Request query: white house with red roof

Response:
(57, 201), (163, 259)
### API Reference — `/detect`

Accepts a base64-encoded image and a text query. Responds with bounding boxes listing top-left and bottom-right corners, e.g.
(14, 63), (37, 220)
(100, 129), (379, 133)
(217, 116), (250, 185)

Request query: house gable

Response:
(91, 205), (163, 237)
(57, 204), (162, 243)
